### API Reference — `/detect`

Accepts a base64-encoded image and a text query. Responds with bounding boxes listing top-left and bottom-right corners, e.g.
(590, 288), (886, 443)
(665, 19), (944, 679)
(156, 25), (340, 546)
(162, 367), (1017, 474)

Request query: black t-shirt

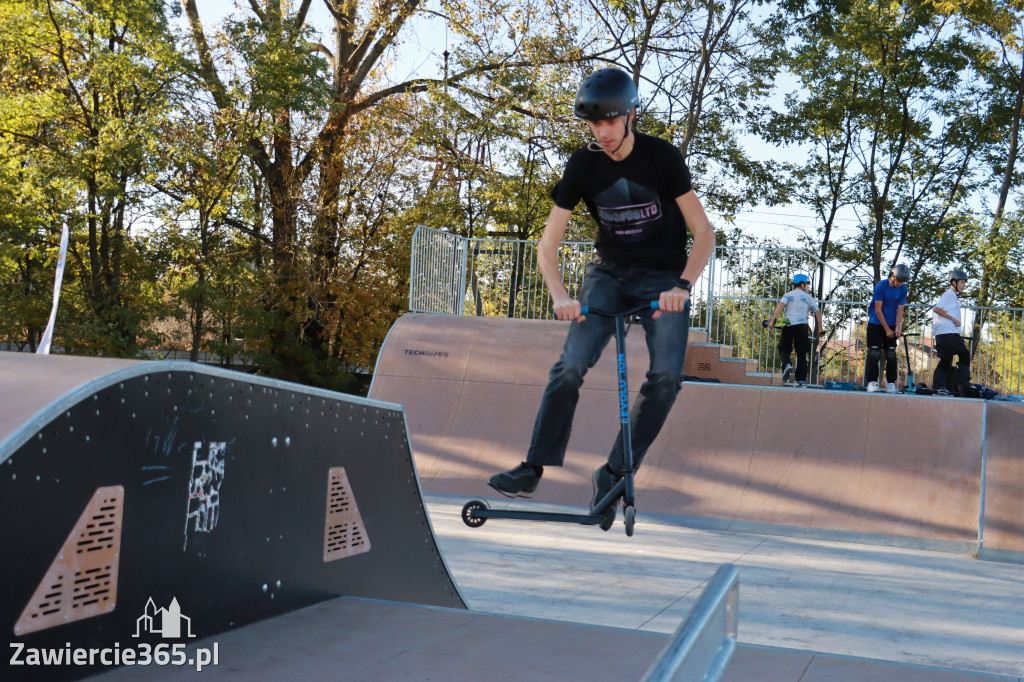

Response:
(552, 132), (692, 270)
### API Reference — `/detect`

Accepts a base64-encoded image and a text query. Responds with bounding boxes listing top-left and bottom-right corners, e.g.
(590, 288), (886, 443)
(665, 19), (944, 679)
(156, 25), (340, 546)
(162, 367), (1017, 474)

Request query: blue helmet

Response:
(793, 273), (810, 285)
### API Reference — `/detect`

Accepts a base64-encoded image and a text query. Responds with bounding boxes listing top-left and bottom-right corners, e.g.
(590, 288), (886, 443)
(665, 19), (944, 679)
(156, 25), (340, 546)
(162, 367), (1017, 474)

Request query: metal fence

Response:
(408, 225), (1024, 395)
(409, 227), (468, 315)
(701, 245), (873, 387)
(410, 226), (593, 318)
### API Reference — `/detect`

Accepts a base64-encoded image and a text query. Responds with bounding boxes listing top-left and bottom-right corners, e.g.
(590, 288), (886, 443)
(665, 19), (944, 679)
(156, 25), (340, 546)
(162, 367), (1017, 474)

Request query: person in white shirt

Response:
(932, 269), (970, 395)
(766, 274), (823, 387)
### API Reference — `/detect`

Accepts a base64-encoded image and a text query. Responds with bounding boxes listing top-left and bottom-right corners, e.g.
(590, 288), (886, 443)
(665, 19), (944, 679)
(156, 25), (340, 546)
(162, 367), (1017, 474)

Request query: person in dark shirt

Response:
(488, 68), (716, 530)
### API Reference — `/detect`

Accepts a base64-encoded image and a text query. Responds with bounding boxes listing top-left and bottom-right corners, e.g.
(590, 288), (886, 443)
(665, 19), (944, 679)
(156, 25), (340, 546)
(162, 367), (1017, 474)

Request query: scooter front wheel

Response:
(623, 504), (636, 537)
(462, 499), (488, 528)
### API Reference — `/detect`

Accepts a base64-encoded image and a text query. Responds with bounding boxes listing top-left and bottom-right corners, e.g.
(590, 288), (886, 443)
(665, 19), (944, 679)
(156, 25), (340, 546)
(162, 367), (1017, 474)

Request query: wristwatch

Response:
(675, 278), (692, 292)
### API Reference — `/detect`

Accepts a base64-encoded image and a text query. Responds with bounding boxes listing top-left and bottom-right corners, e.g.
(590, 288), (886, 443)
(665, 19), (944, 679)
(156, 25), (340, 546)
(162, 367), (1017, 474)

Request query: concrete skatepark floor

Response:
(428, 494), (1024, 680)
(88, 493), (1024, 681)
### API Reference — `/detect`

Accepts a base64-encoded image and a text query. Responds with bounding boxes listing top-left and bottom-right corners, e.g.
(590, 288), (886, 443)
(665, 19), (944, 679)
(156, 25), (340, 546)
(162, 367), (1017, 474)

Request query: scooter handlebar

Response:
(580, 301), (660, 317)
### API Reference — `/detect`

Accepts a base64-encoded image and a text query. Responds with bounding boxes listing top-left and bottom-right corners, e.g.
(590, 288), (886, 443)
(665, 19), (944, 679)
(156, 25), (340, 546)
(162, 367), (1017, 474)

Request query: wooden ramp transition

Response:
(369, 313), (1024, 559)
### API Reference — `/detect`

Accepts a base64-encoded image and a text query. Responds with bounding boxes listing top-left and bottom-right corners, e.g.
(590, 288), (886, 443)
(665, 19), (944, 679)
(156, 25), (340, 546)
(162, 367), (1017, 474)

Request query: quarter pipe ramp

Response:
(1, 352), (464, 681)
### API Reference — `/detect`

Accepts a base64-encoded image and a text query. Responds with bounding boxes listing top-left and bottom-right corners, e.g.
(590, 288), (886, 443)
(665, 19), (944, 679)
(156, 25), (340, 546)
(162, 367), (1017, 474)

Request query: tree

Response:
(150, 88), (262, 363)
(772, 0), (989, 299)
(179, 0), (606, 384)
(952, 0), (1024, 356)
(1, 0), (185, 354)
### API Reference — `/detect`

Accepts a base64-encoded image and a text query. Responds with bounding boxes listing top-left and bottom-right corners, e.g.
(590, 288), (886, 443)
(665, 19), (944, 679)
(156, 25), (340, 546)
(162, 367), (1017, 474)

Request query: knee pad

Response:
(868, 346), (882, 364)
(885, 348), (897, 363)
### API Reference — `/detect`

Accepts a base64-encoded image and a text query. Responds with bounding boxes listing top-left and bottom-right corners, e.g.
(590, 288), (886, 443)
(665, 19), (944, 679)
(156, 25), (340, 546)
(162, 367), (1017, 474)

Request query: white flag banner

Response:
(37, 222), (69, 355)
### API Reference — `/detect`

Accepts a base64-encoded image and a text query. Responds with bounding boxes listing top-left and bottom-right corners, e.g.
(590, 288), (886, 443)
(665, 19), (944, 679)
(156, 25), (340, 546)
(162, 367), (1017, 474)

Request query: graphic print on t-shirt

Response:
(593, 178), (663, 243)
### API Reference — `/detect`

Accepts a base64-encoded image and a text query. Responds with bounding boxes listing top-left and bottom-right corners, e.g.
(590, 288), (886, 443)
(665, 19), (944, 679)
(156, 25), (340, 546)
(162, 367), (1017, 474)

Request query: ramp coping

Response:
(0, 359), (403, 464)
(977, 404), (988, 551)
(642, 563), (739, 682)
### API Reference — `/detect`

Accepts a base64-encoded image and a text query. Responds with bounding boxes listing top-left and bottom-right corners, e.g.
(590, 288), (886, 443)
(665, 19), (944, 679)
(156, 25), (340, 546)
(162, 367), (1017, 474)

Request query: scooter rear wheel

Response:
(462, 500), (488, 528)
(623, 505), (636, 537)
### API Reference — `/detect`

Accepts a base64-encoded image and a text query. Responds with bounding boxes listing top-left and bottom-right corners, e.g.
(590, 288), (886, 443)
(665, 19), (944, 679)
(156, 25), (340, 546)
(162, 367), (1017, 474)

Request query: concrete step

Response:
(685, 342), (771, 386)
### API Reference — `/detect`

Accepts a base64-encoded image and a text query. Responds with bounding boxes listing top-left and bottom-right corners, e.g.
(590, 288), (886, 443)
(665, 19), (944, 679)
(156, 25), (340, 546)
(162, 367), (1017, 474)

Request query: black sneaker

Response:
(782, 363), (793, 383)
(488, 462), (541, 498)
(591, 464), (622, 531)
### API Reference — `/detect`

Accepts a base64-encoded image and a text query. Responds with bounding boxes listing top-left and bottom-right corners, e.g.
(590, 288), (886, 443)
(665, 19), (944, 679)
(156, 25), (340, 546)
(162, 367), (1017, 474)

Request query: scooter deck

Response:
(464, 476), (635, 531)
(463, 304), (658, 537)
(469, 507), (606, 526)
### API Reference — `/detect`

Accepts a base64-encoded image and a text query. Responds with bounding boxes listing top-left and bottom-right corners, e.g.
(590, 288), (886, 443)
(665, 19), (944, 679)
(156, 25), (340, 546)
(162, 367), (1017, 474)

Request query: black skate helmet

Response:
(949, 269), (967, 282)
(891, 263), (910, 283)
(574, 68), (640, 121)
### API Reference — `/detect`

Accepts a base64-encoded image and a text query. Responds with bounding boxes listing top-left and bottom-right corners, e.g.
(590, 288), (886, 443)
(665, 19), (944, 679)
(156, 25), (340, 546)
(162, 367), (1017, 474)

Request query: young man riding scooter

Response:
(487, 67), (716, 530)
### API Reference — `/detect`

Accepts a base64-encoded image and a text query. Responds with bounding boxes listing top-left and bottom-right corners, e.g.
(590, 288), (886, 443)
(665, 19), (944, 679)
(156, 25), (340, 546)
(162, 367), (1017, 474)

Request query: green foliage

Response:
(2, 0), (1023, 395)
(0, 0), (183, 354)
(768, 0), (999, 291)
(223, 16), (333, 114)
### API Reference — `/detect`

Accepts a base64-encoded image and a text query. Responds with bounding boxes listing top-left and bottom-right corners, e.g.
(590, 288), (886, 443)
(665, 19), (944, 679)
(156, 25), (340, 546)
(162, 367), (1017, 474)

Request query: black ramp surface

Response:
(1, 354), (464, 682)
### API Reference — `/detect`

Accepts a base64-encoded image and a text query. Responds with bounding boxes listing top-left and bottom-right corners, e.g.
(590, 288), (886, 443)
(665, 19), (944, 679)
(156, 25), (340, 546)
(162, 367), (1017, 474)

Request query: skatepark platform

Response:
(4, 345), (1023, 681)
(369, 313), (1024, 560)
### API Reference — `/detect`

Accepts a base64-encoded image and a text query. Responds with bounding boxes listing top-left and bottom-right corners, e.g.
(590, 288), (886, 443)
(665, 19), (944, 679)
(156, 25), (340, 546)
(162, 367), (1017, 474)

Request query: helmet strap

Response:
(585, 110), (635, 156)
(609, 111), (635, 156)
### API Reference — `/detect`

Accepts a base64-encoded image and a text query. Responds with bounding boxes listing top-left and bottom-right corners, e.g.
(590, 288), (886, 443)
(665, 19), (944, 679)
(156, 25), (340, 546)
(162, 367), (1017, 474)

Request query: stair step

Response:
(682, 336), (775, 387)
(688, 329), (712, 343)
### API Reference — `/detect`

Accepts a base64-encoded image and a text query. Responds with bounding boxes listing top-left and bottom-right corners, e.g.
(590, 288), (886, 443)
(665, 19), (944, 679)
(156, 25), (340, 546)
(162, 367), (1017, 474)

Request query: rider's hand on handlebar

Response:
(552, 296), (583, 322)
(654, 286), (690, 320)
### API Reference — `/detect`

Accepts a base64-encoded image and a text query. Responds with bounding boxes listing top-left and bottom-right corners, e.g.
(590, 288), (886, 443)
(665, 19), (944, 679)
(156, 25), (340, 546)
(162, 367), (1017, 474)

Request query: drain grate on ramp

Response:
(14, 486), (124, 635)
(323, 467), (371, 561)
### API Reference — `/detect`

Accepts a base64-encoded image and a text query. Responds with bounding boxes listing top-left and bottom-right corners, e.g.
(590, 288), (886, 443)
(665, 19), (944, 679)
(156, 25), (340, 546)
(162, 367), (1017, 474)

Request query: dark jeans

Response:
(525, 261), (690, 475)
(865, 323), (899, 384)
(778, 323), (811, 381)
(932, 333), (970, 392)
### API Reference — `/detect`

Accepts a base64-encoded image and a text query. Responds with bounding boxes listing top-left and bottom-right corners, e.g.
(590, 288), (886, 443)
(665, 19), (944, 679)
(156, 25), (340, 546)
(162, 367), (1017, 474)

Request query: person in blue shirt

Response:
(865, 264), (909, 392)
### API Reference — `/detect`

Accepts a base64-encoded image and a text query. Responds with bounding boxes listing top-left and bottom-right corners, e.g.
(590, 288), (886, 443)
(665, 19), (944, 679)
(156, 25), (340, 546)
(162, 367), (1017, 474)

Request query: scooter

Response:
(461, 301), (663, 537)
(902, 332), (920, 392)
